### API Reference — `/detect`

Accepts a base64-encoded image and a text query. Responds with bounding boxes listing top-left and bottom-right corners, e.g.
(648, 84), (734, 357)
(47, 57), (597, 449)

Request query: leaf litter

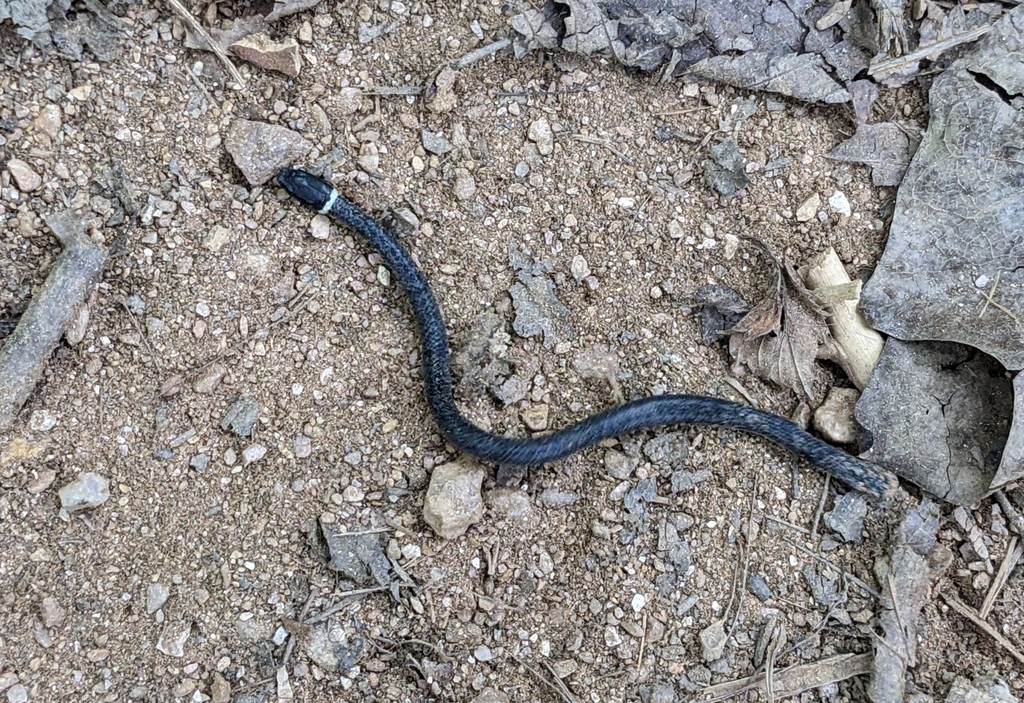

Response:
(856, 6), (1024, 500)
(723, 240), (830, 401)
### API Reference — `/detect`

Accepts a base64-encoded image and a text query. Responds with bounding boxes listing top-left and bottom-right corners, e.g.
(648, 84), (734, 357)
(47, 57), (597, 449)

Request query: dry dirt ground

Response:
(1, 1), (1023, 702)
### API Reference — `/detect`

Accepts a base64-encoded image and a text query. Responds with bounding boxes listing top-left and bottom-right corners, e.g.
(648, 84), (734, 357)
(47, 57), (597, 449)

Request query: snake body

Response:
(277, 168), (897, 498)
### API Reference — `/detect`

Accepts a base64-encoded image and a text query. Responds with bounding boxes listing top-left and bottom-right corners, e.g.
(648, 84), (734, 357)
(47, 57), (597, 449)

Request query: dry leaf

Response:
(727, 242), (829, 400)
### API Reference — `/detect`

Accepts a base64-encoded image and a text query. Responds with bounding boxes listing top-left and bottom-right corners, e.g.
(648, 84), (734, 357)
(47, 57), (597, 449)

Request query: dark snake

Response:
(277, 168), (898, 498)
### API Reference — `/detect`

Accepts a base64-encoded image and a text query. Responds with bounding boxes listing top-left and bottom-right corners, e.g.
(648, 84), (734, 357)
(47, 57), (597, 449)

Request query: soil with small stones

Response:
(2, 3), (1023, 702)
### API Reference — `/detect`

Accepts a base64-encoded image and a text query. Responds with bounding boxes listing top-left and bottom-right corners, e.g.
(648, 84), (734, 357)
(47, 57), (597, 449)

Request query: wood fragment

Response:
(0, 212), (108, 430)
(700, 652), (872, 701)
(165, 0), (247, 89)
(868, 23), (993, 77)
(994, 489), (1024, 537)
(980, 536), (1023, 619)
(455, 38), (511, 69)
(801, 247), (883, 389)
(941, 591), (1024, 665)
(570, 134), (634, 165)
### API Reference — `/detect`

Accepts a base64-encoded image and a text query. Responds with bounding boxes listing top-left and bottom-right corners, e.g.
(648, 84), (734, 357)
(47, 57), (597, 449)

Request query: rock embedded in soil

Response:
(470, 689), (509, 703)
(528, 117), (554, 155)
(796, 192), (821, 222)
(58, 472), (110, 512)
(225, 119), (312, 185)
(229, 33), (302, 77)
(423, 460), (485, 539)
(6, 158), (42, 192)
(699, 619), (727, 661)
(823, 491), (867, 542)
(147, 583), (170, 614)
(485, 487), (532, 523)
(813, 387), (860, 444)
(40, 596), (65, 628)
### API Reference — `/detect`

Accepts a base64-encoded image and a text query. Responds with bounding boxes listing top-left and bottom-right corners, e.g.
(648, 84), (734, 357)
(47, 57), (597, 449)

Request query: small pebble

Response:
(342, 485), (365, 502)
(812, 387), (860, 444)
(294, 436), (312, 458)
(423, 460), (485, 538)
(746, 574), (773, 601)
(58, 472), (110, 512)
(699, 619), (727, 661)
(7, 159), (42, 192)
(796, 193), (821, 222)
(828, 190), (852, 217)
(570, 255), (591, 280)
(604, 449), (637, 480)
(6, 684), (27, 703)
(528, 117), (554, 155)
(40, 596), (65, 628)
(147, 583), (170, 614)
(521, 404), (549, 431)
(474, 645), (494, 662)
(241, 444), (267, 466)
(453, 169), (476, 201)
(310, 214), (331, 239)
(604, 625), (623, 647)
(29, 409), (57, 432)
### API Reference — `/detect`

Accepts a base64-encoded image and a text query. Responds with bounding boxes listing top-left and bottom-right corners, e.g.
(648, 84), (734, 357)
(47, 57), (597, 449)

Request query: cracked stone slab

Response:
(855, 338), (1012, 505)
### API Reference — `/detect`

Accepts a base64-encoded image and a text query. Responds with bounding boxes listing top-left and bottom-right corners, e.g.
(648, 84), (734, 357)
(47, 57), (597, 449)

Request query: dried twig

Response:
(512, 653), (576, 703)
(783, 537), (881, 599)
(700, 652), (872, 701)
(765, 515), (811, 535)
(282, 586), (318, 666)
(994, 490), (1024, 537)
(868, 23), (993, 77)
(810, 475), (830, 540)
(941, 590), (1024, 665)
(0, 211), (108, 429)
(980, 536), (1023, 619)
(570, 134), (634, 165)
(304, 586), (390, 625)
(455, 38), (511, 69)
(165, 0), (246, 89)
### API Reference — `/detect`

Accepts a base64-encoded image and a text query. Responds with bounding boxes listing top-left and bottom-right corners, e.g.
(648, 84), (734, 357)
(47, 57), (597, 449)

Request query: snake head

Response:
(277, 168), (334, 210)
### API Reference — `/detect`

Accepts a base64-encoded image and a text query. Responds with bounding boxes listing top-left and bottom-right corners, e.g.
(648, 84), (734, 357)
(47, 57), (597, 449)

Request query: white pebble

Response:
(631, 593), (646, 612)
(828, 190), (852, 217)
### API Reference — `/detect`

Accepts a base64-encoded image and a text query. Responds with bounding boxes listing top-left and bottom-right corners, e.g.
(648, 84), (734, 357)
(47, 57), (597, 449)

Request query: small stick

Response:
(801, 247), (883, 389)
(869, 23), (993, 77)
(570, 134), (634, 165)
(636, 611), (648, 672)
(980, 536), (1023, 619)
(512, 653), (576, 703)
(282, 586), (318, 666)
(810, 475), (830, 540)
(941, 591), (1024, 665)
(783, 537), (881, 599)
(455, 38), (511, 69)
(0, 211), (108, 429)
(766, 514), (811, 535)
(994, 489), (1024, 537)
(304, 585), (389, 624)
(699, 652), (872, 701)
(165, 0), (247, 89)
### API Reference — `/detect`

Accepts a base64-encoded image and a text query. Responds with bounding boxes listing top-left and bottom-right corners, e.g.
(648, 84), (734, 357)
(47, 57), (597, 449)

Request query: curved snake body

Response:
(277, 168), (897, 498)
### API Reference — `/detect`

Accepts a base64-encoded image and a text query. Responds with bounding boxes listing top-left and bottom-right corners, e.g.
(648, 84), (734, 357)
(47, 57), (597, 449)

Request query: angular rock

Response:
(225, 119), (311, 185)
(423, 460), (485, 538)
(7, 158), (42, 192)
(229, 33), (302, 77)
(58, 472), (110, 512)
